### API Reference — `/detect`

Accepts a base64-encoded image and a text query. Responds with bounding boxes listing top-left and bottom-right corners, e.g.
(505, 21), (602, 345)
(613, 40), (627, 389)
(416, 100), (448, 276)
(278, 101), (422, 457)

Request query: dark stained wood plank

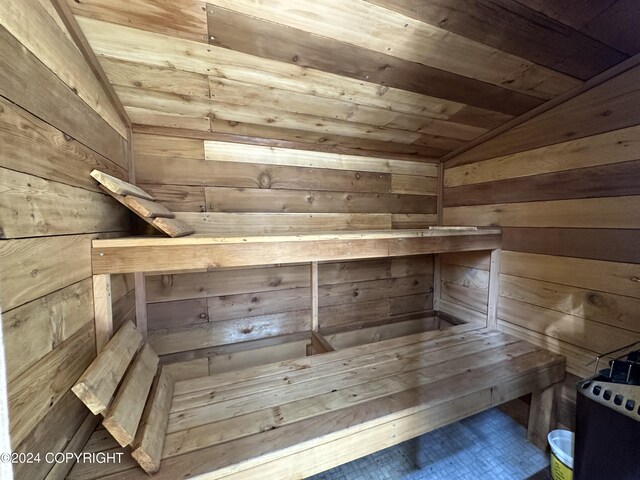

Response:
(447, 63), (640, 167)
(136, 156), (393, 194)
(0, 25), (127, 167)
(502, 227), (640, 264)
(133, 124), (445, 161)
(444, 159), (640, 207)
(205, 187), (437, 214)
(412, 133), (467, 150)
(367, 0), (626, 79)
(582, 0), (640, 56)
(448, 105), (514, 130)
(206, 5), (543, 116)
(514, 0), (616, 29)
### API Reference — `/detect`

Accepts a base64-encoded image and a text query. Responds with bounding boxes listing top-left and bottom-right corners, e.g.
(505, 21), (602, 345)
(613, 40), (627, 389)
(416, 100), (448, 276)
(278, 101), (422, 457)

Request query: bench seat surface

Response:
(67, 324), (564, 480)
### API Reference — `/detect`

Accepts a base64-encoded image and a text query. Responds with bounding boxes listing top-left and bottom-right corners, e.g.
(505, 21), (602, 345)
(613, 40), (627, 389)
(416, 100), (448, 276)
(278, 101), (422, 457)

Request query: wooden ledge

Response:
(91, 229), (501, 274)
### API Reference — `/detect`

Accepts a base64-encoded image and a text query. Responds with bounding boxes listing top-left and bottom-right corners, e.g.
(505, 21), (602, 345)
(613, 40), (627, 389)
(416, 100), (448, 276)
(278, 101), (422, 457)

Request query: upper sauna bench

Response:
(91, 228), (502, 274)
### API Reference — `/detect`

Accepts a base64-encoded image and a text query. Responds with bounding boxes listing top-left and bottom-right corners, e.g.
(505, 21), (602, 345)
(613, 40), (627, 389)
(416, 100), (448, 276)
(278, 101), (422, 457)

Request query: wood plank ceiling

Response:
(69, 0), (639, 161)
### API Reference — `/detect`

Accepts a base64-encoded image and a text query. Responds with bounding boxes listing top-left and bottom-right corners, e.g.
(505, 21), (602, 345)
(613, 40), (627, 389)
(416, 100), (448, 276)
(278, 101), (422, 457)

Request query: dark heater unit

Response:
(574, 343), (640, 480)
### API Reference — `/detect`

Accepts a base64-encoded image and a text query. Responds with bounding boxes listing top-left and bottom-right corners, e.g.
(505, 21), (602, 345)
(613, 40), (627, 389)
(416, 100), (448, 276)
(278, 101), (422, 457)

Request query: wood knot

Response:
(258, 172), (272, 189)
(355, 172), (361, 180)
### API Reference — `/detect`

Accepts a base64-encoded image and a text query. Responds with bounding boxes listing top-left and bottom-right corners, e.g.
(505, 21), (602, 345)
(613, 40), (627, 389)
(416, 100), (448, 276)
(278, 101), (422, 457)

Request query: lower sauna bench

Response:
(66, 323), (565, 480)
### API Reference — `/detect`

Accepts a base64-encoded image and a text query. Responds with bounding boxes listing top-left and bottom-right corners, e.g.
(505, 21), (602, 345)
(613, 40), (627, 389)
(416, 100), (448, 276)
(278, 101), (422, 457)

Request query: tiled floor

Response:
(308, 408), (550, 480)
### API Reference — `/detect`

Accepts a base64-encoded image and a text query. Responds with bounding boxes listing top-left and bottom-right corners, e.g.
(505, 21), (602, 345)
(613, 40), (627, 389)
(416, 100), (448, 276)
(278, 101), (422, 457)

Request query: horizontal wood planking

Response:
(101, 56), (210, 99)
(514, 0), (617, 32)
(498, 321), (595, 378)
(579, 0), (640, 56)
(444, 124), (640, 187)
(0, 25), (127, 167)
(203, 141), (438, 176)
(500, 274), (640, 334)
(501, 251), (640, 301)
(133, 123), (447, 160)
(208, 340), (308, 376)
(174, 212), (392, 235)
(0, 97), (127, 192)
(148, 310), (312, 355)
(0, 233), (113, 311)
(205, 187), (436, 214)
(206, 77), (451, 135)
(136, 156), (392, 193)
(163, 358), (210, 382)
(146, 258), (434, 356)
(444, 195), (640, 228)
(366, 0), (626, 79)
(8, 323), (96, 448)
(0, 167), (130, 238)
(391, 175), (438, 196)
(204, 4), (541, 117)
(498, 297), (640, 354)
(2, 279), (94, 382)
(206, 0), (579, 99)
(133, 133), (204, 159)
(147, 298), (209, 330)
(146, 265), (312, 303)
(501, 227), (640, 264)
(390, 214), (438, 229)
(69, 0), (209, 43)
(117, 86), (424, 145)
(1, 1), (132, 473)
(139, 184), (206, 212)
(79, 14), (538, 120)
(207, 288), (311, 323)
(0, 0), (128, 138)
(447, 64), (640, 167)
(326, 317), (440, 350)
(444, 159), (640, 206)
(12, 391), (89, 480)
(159, 332), (312, 367)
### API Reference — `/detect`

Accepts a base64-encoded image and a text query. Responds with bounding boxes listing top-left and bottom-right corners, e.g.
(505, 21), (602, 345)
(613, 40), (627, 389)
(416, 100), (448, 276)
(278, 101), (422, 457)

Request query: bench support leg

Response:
(486, 248), (501, 330)
(134, 272), (148, 340)
(527, 383), (559, 450)
(93, 274), (113, 352)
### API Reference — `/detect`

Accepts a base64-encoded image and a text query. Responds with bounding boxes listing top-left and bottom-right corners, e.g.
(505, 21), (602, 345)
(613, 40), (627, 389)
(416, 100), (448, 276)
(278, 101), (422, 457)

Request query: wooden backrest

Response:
(72, 320), (174, 474)
(91, 169), (195, 237)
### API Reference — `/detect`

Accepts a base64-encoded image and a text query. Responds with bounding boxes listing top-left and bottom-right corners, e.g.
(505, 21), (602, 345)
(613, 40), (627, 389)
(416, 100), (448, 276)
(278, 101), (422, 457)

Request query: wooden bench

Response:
(67, 323), (565, 479)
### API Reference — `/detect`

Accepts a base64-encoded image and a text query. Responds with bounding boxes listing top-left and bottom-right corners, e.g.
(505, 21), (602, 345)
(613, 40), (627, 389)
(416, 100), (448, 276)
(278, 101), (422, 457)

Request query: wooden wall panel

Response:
(0, 2), (131, 477)
(442, 65), (640, 390)
(135, 131), (436, 376)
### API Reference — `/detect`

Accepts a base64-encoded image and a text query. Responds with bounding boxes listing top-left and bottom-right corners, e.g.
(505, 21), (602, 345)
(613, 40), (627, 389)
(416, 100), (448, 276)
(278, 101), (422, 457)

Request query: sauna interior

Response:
(0, 1), (639, 479)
